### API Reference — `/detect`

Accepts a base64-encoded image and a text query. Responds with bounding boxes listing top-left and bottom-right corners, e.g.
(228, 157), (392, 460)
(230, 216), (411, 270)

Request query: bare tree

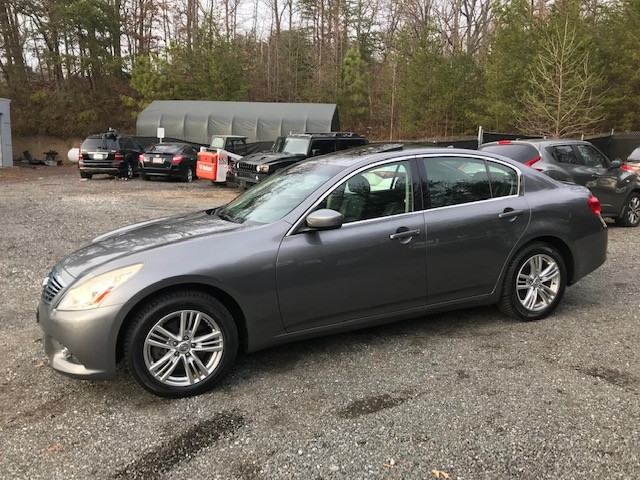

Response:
(519, 18), (606, 138)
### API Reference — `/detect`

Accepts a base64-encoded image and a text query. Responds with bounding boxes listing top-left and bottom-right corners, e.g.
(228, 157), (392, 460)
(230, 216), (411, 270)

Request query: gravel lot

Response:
(0, 164), (638, 479)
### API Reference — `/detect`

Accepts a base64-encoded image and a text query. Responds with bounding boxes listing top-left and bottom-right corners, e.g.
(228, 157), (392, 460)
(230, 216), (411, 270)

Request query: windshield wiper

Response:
(217, 210), (241, 223)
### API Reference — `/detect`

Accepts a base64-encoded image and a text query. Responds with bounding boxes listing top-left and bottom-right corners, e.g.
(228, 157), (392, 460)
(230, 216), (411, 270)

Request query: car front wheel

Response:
(615, 192), (640, 227)
(124, 291), (238, 398)
(498, 242), (566, 321)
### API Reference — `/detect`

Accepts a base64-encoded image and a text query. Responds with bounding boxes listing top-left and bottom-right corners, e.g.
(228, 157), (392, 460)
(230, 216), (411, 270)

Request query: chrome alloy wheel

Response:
(627, 195), (640, 225)
(516, 253), (561, 312)
(143, 310), (224, 387)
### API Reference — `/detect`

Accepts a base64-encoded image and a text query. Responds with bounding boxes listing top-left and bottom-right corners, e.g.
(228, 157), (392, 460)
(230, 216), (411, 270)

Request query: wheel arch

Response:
(115, 282), (248, 363)
(500, 235), (574, 292)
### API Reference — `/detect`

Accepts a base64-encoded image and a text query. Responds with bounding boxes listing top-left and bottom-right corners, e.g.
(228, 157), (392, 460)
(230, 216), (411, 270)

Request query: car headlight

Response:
(57, 263), (144, 311)
(257, 165), (270, 173)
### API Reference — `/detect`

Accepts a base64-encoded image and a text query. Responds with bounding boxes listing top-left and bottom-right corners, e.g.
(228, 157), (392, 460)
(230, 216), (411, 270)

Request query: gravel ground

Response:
(0, 164), (638, 479)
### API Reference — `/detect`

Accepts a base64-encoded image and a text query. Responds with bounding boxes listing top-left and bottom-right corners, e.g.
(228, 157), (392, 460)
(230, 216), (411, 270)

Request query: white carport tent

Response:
(136, 101), (340, 145)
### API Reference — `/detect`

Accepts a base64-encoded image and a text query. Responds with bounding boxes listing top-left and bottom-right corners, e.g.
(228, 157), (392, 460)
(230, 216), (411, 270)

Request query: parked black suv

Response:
(234, 132), (368, 189)
(480, 139), (640, 226)
(78, 130), (144, 179)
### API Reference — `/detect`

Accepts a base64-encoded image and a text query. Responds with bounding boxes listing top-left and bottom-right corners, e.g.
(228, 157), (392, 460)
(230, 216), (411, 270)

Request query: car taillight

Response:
(497, 140), (512, 145)
(78, 150), (83, 161)
(588, 195), (601, 216)
(172, 155), (183, 164)
(524, 156), (541, 167)
(138, 154), (144, 162)
(114, 153), (124, 161)
(620, 164), (636, 172)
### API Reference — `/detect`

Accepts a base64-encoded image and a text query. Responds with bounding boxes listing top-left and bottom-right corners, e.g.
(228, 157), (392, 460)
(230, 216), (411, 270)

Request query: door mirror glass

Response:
(610, 159), (622, 169)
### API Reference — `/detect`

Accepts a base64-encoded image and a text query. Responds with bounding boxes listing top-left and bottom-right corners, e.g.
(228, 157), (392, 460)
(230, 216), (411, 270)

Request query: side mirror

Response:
(610, 159), (623, 169)
(311, 149), (321, 157)
(306, 209), (343, 230)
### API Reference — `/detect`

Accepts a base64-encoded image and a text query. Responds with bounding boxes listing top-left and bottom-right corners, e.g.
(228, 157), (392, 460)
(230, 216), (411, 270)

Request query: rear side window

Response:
(480, 144), (539, 164)
(310, 139), (336, 155)
(488, 162), (519, 197)
(551, 146), (581, 165)
(422, 157), (491, 208)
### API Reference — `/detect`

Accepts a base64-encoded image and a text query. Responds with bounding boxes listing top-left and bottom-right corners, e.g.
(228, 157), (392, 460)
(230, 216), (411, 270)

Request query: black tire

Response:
(498, 242), (566, 321)
(122, 161), (134, 180)
(80, 171), (92, 179)
(183, 166), (194, 183)
(124, 291), (238, 398)
(615, 192), (640, 227)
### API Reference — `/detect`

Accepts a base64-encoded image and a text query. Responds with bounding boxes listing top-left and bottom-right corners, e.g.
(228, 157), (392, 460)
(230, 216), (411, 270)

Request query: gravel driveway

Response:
(1, 164), (638, 479)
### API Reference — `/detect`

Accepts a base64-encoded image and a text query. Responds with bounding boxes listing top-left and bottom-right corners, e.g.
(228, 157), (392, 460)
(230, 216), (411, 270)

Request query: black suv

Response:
(234, 132), (368, 189)
(78, 130), (144, 179)
(480, 139), (640, 226)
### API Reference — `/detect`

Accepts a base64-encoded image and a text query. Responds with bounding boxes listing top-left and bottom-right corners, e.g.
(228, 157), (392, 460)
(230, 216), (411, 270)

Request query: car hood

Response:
(241, 152), (306, 165)
(60, 210), (243, 278)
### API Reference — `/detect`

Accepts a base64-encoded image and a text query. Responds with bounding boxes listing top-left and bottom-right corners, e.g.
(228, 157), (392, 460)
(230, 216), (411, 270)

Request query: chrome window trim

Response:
(286, 155), (417, 236)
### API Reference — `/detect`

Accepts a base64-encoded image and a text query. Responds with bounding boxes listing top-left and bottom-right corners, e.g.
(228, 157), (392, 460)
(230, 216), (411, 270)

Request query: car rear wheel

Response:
(498, 242), (566, 321)
(183, 166), (194, 183)
(122, 161), (134, 180)
(124, 291), (238, 398)
(615, 192), (640, 227)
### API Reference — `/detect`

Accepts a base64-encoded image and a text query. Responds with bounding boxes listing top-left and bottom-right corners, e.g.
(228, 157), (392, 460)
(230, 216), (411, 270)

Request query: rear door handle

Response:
(498, 209), (523, 220)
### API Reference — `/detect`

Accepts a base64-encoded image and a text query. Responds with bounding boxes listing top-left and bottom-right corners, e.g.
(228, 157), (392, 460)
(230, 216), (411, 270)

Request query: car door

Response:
(573, 143), (630, 215)
(419, 155), (530, 305)
(276, 158), (427, 332)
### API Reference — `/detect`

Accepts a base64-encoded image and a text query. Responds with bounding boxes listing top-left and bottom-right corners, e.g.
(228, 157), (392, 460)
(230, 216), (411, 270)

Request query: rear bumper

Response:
(570, 225), (608, 285)
(142, 165), (182, 178)
(79, 166), (123, 175)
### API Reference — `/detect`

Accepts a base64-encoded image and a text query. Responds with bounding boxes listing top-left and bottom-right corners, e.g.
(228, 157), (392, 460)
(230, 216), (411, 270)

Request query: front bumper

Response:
(37, 302), (121, 381)
(235, 171), (269, 187)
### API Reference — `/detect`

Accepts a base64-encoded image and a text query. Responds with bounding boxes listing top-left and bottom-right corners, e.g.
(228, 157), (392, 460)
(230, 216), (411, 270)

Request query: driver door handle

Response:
(389, 229), (421, 240)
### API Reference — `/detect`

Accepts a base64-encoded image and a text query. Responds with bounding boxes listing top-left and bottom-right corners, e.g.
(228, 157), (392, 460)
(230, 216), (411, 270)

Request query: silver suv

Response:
(480, 139), (640, 227)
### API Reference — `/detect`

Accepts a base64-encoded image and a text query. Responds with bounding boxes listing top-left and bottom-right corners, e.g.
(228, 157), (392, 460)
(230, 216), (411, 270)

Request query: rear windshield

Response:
(81, 138), (118, 151)
(480, 144), (539, 163)
(628, 147), (640, 162)
(210, 137), (225, 149)
(147, 144), (182, 154)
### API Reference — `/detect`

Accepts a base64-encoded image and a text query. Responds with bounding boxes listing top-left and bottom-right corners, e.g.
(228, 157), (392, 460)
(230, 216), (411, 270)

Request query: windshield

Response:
(218, 162), (343, 224)
(275, 137), (311, 155)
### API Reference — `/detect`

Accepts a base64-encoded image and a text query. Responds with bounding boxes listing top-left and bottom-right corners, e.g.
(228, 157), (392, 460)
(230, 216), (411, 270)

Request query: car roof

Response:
(212, 135), (247, 139)
(306, 143), (522, 171)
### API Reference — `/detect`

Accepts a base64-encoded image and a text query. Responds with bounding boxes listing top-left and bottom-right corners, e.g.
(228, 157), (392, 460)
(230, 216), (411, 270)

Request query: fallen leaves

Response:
(432, 469), (451, 479)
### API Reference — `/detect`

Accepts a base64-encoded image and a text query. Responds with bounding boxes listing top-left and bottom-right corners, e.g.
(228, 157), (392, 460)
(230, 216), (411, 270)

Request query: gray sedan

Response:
(38, 145), (608, 397)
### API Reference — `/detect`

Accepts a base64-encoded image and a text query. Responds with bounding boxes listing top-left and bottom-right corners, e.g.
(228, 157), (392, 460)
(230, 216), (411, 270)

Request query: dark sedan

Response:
(38, 145), (607, 397)
(140, 143), (199, 182)
(480, 139), (640, 227)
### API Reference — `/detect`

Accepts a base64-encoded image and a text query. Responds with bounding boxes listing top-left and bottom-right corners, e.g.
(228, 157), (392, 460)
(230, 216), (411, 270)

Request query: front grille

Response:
(42, 271), (66, 305)
(237, 162), (257, 172)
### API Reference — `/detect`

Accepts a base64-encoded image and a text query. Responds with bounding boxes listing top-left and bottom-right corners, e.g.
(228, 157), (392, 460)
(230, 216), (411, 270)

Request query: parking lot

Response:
(1, 164), (638, 479)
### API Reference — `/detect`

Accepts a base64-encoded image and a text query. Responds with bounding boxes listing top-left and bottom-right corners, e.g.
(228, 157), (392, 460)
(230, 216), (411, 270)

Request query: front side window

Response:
(576, 144), (608, 168)
(318, 161), (413, 223)
(422, 157), (491, 208)
(310, 139), (337, 155)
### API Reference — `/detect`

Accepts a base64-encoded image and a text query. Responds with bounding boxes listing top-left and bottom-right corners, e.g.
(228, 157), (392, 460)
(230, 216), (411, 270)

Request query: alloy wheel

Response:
(143, 309), (224, 387)
(515, 253), (561, 313)
(627, 195), (640, 225)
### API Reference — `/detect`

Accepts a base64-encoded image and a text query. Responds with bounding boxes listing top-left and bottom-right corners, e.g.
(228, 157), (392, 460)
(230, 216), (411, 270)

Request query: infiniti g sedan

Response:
(38, 145), (608, 397)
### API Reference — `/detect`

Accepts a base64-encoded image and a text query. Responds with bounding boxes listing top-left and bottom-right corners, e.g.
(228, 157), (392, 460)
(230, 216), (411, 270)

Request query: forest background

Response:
(1, 0), (640, 142)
